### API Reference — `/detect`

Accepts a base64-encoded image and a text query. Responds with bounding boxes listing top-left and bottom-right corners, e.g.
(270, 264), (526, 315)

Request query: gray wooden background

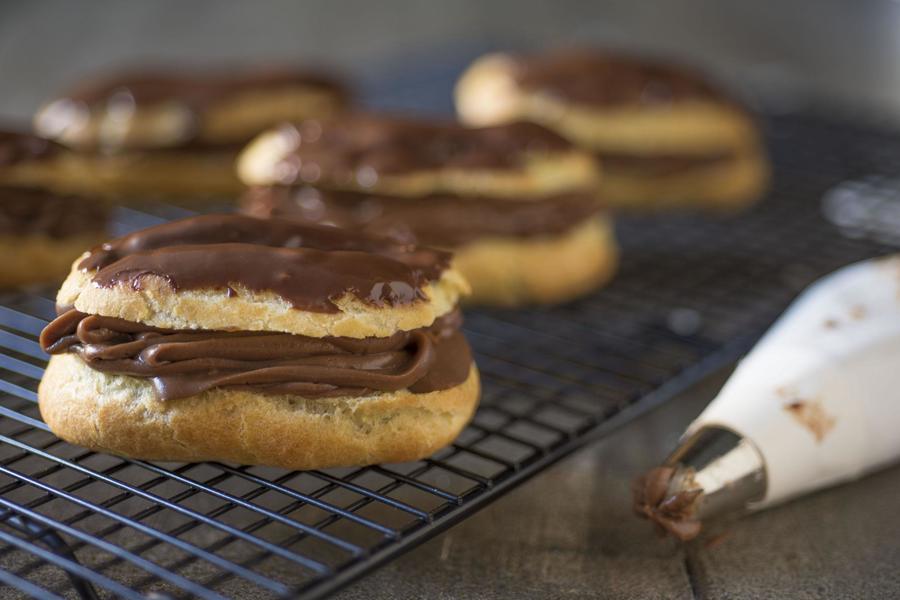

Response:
(2, 1), (899, 597)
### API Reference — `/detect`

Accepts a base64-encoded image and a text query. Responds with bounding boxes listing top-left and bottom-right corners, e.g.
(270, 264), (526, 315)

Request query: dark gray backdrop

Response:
(2, 0), (900, 119)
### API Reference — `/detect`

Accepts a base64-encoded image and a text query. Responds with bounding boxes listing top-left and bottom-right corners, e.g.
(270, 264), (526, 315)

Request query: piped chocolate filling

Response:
(242, 186), (603, 248)
(40, 309), (471, 402)
(598, 150), (736, 176)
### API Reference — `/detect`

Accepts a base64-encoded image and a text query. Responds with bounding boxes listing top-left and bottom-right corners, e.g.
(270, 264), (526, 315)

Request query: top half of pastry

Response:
(455, 48), (761, 156)
(56, 213), (468, 339)
(236, 112), (600, 199)
(33, 66), (351, 154)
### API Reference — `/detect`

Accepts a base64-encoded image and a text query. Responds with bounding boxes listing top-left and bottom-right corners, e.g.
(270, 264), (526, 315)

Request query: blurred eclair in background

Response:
(238, 113), (618, 306)
(34, 66), (350, 200)
(456, 48), (769, 211)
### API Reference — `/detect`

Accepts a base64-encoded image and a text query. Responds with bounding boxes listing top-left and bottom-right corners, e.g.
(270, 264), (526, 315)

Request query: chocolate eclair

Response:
(0, 130), (109, 286)
(38, 214), (478, 469)
(34, 66), (350, 200)
(238, 114), (618, 306)
(455, 49), (769, 211)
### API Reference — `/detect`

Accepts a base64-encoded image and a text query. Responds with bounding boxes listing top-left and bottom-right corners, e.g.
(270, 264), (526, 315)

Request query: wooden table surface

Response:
(2, 2), (899, 597)
(337, 369), (900, 599)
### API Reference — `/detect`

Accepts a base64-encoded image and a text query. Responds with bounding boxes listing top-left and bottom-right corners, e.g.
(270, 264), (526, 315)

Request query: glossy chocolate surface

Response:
(78, 214), (450, 313)
(267, 114), (574, 186)
(510, 48), (734, 107)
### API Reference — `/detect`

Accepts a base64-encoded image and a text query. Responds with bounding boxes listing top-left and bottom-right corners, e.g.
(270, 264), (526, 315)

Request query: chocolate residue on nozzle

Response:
(632, 466), (703, 541)
(784, 399), (836, 443)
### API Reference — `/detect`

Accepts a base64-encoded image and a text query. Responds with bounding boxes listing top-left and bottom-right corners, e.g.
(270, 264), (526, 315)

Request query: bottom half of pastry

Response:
(454, 215), (618, 306)
(72, 149), (244, 200)
(597, 146), (770, 211)
(39, 353), (480, 470)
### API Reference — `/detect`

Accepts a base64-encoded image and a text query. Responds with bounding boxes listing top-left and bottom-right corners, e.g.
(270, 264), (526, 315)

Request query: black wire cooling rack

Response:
(0, 112), (897, 598)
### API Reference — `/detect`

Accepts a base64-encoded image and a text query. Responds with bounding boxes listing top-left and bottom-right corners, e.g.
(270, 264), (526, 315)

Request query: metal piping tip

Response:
(633, 426), (767, 540)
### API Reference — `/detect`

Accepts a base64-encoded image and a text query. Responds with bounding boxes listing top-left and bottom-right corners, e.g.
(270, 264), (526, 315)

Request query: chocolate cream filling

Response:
(0, 186), (108, 239)
(268, 116), (575, 187)
(598, 150), (736, 177)
(78, 214), (451, 313)
(242, 186), (604, 248)
(40, 308), (471, 402)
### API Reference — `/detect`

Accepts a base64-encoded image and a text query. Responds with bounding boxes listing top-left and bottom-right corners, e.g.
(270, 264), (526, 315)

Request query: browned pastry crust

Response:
(453, 215), (617, 306)
(599, 148), (769, 211)
(40, 354), (479, 470)
(67, 151), (244, 200)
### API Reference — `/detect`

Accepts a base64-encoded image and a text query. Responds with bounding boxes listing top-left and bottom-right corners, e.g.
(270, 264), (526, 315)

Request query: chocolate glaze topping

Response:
(41, 308), (471, 401)
(79, 215), (450, 313)
(0, 186), (108, 239)
(64, 67), (348, 107)
(92, 243), (435, 311)
(632, 466), (703, 541)
(269, 115), (574, 186)
(243, 186), (603, 248)
(510, 48), (734, 108)
(0, 130), (64, 166)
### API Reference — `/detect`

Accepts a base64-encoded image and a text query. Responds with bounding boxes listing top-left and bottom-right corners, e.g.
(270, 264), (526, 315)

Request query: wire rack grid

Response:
(0, 112), (896, 598)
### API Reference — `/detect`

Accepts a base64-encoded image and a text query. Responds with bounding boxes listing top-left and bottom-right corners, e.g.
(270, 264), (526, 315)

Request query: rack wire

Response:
(0, 111), (896, 598)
